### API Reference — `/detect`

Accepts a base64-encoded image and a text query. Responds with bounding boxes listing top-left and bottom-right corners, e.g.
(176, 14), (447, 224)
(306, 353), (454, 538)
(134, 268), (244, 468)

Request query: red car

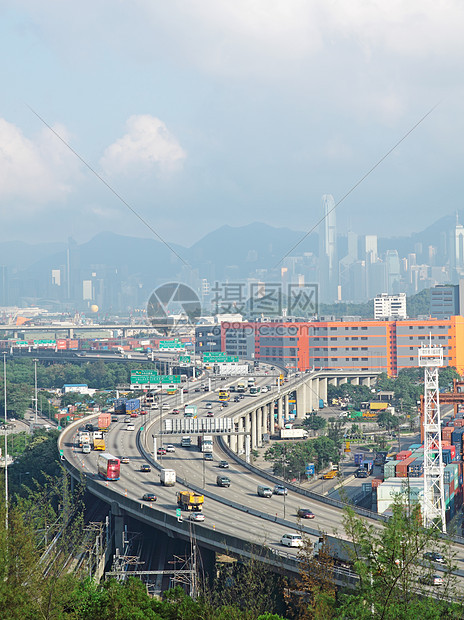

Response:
(172, 409), (180, 415)
(130, 412), (138, 418)
(140, 410), (148, 415)
(297, 508), (315, 519)
(157, 447), (167, 455)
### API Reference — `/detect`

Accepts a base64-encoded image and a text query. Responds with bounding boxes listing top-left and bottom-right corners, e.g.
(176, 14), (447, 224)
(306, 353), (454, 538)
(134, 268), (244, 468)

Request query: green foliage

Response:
(303, 415), (327, 431)
(264, 437), (339, 478)
(377, 411), (398, 430)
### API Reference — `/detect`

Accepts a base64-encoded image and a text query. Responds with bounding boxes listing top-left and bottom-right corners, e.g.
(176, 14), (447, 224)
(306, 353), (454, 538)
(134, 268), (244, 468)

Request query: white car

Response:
(152, 404), (159, 410)
(162, 404), (169, 409)
(261, 387), (268, 393)
(281, 533), (303, 548)
(126, 424), (135, 431)
(190, 512), (205, 522)
(165, 444), (175, 452)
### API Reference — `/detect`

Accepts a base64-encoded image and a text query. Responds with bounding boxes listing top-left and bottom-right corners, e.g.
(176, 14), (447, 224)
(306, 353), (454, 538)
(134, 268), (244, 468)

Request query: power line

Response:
(274, 102), (440, 267)
(26, 104), (189, 267)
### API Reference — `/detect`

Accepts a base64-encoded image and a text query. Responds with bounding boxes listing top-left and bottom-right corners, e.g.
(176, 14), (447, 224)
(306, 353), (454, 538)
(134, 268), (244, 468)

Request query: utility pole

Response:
(3, 352), (7, 530)
(33, 358), (38, 425)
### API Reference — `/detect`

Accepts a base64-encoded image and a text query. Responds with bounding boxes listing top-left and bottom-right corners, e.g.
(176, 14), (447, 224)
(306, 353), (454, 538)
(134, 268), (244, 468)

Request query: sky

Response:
(1, 1), (464, 249)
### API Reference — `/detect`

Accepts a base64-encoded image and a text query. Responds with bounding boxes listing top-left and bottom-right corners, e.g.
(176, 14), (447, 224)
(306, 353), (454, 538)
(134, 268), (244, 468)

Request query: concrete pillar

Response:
(320, 377), (327, 404)
(266, 403), (272, 434)
(230, 422), (238, 453)
(250, 410), (257, 449)
(307, 379), (314, 413)
(339, 377), (347, 385)
(257, 408), (263, 448)
(111, 502), (125, 555)
(69, 328), (74, 338)
(351, 376), (359, 386)
(284, 394), (290, 420)
(238, 416), (245, 454)
(277, 397), (283, 428)
(296, 384), (307, 420)
(329, 378), (337, 385)
(245, 412), (251, 451)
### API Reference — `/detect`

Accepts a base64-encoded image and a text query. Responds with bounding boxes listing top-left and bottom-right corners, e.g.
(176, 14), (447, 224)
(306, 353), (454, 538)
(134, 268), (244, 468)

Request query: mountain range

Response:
(2, 210), (461, 299)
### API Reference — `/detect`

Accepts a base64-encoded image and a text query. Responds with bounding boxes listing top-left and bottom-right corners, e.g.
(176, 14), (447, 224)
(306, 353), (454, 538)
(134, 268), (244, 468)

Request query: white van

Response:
(126, 424), (135, 431)
(257, 485), (273, 498)
(281, 533), (303, 547)
(82, 443), (91, 454)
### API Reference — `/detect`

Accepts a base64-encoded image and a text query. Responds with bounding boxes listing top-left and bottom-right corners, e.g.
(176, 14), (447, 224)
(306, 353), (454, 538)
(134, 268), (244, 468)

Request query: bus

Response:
(97, 453), (120, 481)
(249, 386), (261, 396)
(218, 390), (230, 402)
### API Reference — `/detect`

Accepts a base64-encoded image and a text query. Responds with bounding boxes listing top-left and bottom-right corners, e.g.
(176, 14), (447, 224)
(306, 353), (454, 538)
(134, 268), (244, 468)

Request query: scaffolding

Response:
(418, 344), (446, 533)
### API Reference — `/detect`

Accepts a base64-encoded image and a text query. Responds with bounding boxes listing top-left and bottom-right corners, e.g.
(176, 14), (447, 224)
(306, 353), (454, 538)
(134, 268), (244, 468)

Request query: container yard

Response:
(372, 410), (464, 524)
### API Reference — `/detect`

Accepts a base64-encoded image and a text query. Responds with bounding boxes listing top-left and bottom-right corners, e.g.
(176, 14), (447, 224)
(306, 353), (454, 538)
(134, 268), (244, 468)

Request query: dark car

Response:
(111, 416), (118, 422)
(234, 396), (240, 402)
(140, 464), (151, 472)
(85, 423), (94, 432)
(297, 508), (315, 519)
(142, 493), (157, 502)
(216, 475), (231, 487)
(423, 551), (445, 564)
(194, 388), (201, 392)
(221, 402), (229, 408)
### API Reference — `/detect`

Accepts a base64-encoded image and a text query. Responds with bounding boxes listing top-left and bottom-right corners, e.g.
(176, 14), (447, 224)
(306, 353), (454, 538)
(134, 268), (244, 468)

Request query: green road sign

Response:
(131, 374), (182, 385)
(203, 353), (239, 363)
(59, 449), (63, 455)
(176, 508), (181, 517)
(140, 427), (144, 431)
(179, 355), (191, 363)
(131, 369), (158, 377)
(160, 340), (184, 349)
(33, 339), (56, 345)
(57, 427), (62, 431)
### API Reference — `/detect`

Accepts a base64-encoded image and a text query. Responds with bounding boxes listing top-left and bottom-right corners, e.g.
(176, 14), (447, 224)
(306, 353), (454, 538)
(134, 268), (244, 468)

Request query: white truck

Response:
(160, 468), (176, 486)
(280, 428), (309, 440)
(184, 405), (197, 417)
(77, 431), (91, 447)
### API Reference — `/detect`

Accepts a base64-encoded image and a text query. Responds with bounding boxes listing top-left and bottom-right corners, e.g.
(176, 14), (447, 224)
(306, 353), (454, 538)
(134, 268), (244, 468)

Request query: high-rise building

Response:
(319, 194), (338, 301)
(430, 284), (460, 319)
(385, 250), (401, 294)
(374, 293), (407, 320)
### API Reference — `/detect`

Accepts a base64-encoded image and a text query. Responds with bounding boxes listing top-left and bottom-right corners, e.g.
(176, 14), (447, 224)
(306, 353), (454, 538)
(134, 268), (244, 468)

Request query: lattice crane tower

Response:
(418, 343), (446, 533)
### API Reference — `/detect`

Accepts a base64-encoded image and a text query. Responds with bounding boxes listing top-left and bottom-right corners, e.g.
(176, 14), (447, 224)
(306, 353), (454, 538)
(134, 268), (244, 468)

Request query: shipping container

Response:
(56, 339), (67, 350)
(395, 457), (415, 478)
(67, 339), (79, 350)
(384, 460), (398, 480)
(125, 398), (140, 412)
(371, 478), (383, 490)
(354, 452), (364, 466)
(454, 419), (464, 428)
(396, 450), (412, 461)
(408, 458), (423, 477)
(408, 443), (421, 451)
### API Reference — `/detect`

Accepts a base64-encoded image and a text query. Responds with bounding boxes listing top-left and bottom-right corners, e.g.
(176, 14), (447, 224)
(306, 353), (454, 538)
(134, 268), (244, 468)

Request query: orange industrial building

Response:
(220, 316), (464, 377)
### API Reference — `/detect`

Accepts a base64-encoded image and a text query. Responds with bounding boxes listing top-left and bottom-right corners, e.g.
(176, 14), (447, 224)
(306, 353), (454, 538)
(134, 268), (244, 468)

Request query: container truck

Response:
(280, 428), (309, 440)
(177, 491), (204, 511)
(184, 405), (197, 418)
(160, 469), (176, 486)
(114, 398), (126, 414)
(197, 434), (213, 452)
(181, 436), (192, 448)
(355, 459), (373, 477)
(314, 535), (354, 569)
(98, 413), (111, 430)
(125, 398), (140, 413)
(93, 436), (106, 451)
(77, 431), (91, 447)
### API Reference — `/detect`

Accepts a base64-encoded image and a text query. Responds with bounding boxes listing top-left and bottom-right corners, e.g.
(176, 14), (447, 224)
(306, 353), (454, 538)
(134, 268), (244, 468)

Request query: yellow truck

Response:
(93, 437), (106, 451)
(176, 491), (204, 511)
(322, 465), (340, 480)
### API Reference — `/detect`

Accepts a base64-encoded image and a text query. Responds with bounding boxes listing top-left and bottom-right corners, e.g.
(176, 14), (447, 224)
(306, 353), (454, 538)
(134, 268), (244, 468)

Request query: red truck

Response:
(98, 413), (111, 430)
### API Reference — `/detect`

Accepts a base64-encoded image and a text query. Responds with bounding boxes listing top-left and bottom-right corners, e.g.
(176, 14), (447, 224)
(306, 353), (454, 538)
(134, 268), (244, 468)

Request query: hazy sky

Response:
(1, 1), (463, 247)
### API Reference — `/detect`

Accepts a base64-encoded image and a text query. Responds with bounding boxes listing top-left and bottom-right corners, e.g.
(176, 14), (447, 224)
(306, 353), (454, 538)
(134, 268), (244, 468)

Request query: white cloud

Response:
(99, 115), (186, 178)
(0, 118), (77, 208)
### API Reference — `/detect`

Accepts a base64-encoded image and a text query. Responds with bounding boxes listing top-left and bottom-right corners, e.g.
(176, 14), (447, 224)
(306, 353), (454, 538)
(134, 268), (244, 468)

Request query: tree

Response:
(377, 411), (398, 431)
(338, 495), (462, 619)
(303, 415), (327, 432)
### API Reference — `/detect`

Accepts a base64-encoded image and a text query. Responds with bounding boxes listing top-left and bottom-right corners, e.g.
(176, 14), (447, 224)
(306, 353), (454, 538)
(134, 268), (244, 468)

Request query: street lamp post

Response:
(33, 359), (38, 425)
(3, 352), (7, 530)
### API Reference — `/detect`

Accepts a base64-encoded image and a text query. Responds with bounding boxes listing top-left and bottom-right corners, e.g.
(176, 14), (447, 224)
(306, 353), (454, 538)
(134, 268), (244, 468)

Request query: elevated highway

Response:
(59, 367), (464, 588)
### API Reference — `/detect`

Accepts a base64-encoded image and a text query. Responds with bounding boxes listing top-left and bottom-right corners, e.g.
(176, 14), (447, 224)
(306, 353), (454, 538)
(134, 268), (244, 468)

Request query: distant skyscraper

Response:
(385, 250), (401, 294)
(365, 235), (378, 263)
(319, 194), (338, 301)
